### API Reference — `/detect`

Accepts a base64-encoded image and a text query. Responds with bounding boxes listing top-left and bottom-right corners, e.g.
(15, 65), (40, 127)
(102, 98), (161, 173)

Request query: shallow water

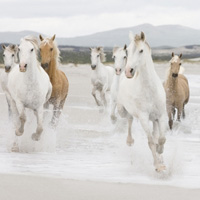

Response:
(0, 63), (200, 188)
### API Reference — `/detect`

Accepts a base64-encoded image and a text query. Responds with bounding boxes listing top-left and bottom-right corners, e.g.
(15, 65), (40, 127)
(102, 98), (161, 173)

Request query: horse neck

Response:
(47, 57), (58, 78)
(95, 61), (104, 74)
(137, 54), (156, 84)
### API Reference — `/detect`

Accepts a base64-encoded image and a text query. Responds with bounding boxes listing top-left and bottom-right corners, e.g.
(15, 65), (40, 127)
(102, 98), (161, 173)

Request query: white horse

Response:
(90, 47), (114, 108)
(118, 32), (167, 172)
(110, 45), (127, 122)
(8, 36), (52, 142)
(1, 44), (18, 118)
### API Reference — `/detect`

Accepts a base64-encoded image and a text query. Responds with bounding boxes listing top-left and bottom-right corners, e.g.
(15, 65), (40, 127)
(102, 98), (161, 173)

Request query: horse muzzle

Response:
(172, 73), (178, 78)
(115, 68), (122, 75)
(19, 64), (27, 72)
(41, 63), (49, 70)
(91, 65), (96, 70)
(125, 68), (135, 79)
(5, 66), (11, 73)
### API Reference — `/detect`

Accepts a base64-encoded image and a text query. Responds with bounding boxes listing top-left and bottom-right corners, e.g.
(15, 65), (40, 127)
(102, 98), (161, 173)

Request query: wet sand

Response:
(0, 173), (200, 200)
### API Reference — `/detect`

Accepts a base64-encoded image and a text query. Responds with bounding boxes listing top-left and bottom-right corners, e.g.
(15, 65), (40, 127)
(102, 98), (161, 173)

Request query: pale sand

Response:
(0, 174), (200, 200)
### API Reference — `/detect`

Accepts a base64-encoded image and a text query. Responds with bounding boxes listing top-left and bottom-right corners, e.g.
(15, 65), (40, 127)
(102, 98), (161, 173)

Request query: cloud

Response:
(0, 0), (200, 37)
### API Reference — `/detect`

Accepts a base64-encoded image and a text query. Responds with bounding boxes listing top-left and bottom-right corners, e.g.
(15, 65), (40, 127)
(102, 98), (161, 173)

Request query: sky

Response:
(0, 0), (200, 38)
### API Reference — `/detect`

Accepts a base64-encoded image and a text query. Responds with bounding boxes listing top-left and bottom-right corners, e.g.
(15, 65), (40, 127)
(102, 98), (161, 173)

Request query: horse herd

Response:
(0, 31), (190, 172)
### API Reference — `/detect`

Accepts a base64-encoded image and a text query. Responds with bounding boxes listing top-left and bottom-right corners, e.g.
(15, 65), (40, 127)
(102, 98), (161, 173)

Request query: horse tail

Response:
(179, 66), (185, 74)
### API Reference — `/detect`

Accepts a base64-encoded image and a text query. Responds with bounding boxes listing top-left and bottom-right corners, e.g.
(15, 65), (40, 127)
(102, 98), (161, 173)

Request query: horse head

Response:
(90, 47), (106, 70)
(18, 36), (38, 72)
(39, 34), (58, 71)
(170, 52), (182, 78)
(112, 44), (127, 75)
(2, 44), (18, 73)
(125, 31), (151, 79)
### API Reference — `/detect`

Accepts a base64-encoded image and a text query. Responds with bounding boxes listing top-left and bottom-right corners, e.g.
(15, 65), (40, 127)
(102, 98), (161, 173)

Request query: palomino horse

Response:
(8, 36), (52, 146)
(39, 35), (69, 126)
(1, 44), (18, 118)
(164, 53), (189, 129)
(118, 32), (167, 172)
(90, 47), (114, 108)
(110, 45), (127, 122)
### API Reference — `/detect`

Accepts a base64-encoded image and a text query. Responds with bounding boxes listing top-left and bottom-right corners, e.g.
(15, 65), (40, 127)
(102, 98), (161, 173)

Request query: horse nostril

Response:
(119, 69), (121, 72)
(130, 68), (133, 73)
(24, 64), (27, 68)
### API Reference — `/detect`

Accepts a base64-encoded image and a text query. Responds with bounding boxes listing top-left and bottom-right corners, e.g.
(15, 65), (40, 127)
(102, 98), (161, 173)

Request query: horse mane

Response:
(94, 47), (106, 62)
(134, 33), (151, 50)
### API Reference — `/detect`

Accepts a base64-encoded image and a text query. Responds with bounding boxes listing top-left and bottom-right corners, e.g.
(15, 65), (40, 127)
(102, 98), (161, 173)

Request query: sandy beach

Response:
(1, 173), (200, 200)
(0, 63), (200, 199)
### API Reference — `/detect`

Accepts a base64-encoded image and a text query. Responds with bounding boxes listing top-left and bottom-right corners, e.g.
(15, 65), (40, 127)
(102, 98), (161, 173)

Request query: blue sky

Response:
(0, 0), (200, 37)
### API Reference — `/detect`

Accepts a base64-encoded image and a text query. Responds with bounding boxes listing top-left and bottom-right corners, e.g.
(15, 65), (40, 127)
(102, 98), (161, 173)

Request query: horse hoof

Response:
(32, 133), (40, 141)
(126, 138), (134, 146)
(15, 130), (23, 136)
(155, 165), (166, 172)
(11, 145), (19, 152)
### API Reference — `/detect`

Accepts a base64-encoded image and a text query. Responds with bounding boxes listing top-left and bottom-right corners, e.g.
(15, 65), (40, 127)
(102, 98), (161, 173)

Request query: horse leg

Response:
(139, 115), (165, 172)
(32, 107), (43, 141)
(177, 104), (183, 122)
(126, 115), (134, 146)
(117, 104), (128, 118)
(15, 101), (26, 136)
(100, 90), (107, 107)
(5, 94), (12, 120)
(157, 115), (166, 155)
(182, 104), (185, 119)
(9, 100), (20, 152)
(92, 87), (102, 106)
(110, 100), (117, 123)
(168, 108), (173, 130)
(51, 98), (65, 127)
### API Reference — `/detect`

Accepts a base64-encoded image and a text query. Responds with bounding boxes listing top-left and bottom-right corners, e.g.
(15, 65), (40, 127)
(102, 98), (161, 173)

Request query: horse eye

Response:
(3, 54), (5, 57)
(124, 56), (127, 59)
(179, 63), (181, 66)
(50, 48), (53, 51)
(139, 49), (143, 53)
(12, 54), (14, 57)
(97, 55), (100, 57)
(31, 48), (34, 52)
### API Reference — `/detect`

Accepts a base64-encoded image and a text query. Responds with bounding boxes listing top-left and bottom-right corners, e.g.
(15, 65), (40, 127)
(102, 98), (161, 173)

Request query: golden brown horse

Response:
(39, 34), (69, 126)
(164, 53), (189, 129)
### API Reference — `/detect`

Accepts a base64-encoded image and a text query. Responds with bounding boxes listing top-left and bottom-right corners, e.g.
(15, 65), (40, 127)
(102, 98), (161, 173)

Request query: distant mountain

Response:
(0, 24), (200, 47)
(0, 30), (42, 45)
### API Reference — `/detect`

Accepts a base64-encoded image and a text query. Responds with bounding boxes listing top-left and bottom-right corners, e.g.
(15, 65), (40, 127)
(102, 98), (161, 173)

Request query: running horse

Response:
(39, 34), (69, 126)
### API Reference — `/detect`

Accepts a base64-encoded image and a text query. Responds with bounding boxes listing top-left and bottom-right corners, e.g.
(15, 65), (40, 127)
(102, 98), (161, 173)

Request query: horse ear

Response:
(39, 35), (44, 41)
(179, 53), (182, 58)
(141, 32), (145, 41)
(172, 52), (174, 57)
(2, 44), (6, 50)
(51, 34), (56, 41)
(97, 46), (103, 51)
(14, 45), (18, 52)
(124, 44), (127, 50)
(129, 31), (134, 41)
